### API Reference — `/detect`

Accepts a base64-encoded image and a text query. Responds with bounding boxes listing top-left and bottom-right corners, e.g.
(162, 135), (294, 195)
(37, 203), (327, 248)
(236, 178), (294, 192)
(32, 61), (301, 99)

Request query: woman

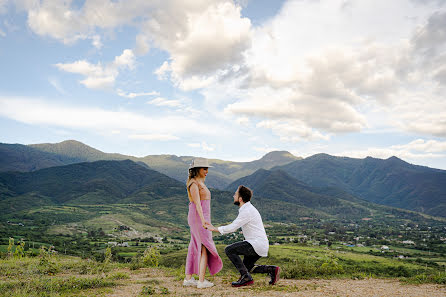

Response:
(183, 158), (223, 288)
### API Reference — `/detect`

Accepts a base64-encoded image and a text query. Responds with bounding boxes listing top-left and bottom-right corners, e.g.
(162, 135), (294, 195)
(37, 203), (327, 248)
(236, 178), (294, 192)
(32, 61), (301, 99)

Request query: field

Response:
(1, 241), (445, 296)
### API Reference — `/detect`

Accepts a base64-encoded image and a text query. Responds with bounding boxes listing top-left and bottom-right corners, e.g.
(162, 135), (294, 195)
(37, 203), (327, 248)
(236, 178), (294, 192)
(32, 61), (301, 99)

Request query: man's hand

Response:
(204, 222), (219, 232)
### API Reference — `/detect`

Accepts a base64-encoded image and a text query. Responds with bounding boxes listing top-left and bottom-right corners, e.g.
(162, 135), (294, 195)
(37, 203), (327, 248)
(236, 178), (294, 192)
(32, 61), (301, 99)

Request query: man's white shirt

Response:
(217, 202), (269, 257)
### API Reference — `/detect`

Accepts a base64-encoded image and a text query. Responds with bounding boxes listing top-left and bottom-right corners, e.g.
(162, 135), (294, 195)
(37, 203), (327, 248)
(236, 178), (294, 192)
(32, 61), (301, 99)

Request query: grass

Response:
(0, 276), (116, 296)
(0, 243), (444, 297)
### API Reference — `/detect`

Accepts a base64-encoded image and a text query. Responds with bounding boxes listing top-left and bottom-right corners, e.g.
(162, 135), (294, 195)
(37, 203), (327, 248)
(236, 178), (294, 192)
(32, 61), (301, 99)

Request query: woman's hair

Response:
(186, 167), (202, 200)
(238, 185), (252, 203)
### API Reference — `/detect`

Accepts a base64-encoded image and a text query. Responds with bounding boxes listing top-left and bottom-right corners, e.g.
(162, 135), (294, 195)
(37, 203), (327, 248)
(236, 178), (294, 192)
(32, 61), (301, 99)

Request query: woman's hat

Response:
(189, 158), (213, 169)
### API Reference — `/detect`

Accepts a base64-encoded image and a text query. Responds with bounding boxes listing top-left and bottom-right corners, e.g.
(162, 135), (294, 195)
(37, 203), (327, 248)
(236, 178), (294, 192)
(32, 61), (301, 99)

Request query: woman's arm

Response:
(189, 183), (208, 228)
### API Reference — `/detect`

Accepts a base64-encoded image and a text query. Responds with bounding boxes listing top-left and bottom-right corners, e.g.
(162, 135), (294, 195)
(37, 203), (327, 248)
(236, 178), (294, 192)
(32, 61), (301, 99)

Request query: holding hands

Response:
(204, 222), (218, 232)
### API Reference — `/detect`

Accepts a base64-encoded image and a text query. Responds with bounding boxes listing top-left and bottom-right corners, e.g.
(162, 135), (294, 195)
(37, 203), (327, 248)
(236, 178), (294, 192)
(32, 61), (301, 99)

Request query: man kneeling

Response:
(206, 185), (280, 287)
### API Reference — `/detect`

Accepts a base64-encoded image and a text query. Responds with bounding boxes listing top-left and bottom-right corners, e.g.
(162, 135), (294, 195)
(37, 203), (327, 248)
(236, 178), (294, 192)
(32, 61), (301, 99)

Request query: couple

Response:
(183, 158), (280, 289)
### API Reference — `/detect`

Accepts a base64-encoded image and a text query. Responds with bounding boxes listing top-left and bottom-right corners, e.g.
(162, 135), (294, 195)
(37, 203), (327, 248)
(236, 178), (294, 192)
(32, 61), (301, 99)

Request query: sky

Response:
(0, 0), (446, 169)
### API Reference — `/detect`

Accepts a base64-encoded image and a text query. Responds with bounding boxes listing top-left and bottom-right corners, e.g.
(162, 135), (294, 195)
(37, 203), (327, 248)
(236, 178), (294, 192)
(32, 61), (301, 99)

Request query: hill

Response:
(226, 168), (441, 222)
(1, 140), (300, 189)
(275, 154), (446, 217)
(0, 143), (82, 172)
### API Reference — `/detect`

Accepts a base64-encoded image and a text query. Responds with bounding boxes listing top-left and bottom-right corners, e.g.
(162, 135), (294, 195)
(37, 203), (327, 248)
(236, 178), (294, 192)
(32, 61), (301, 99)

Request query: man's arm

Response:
(206, 211), (250, 234)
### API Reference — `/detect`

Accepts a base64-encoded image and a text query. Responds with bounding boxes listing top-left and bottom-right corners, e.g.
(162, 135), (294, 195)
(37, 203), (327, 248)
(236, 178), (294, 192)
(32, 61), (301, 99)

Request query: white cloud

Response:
(0, 28), (5, 37)
(148, 97), (182, 108)
(339, 139), (446, 161)
(55, 49), (135, 90)
(253, 146), (280, 153)
(391, 139), (446, 153)
(187, 142), (215, 152)
(0, 0), (9, 14)
(129, 134), (179, 141)
(145, 1), (252, 90)
(48, 77), (66, 95)
(117, 89), (159, 98)
(236, 116), (249, 126)
(213, 0), (446, 141)
(256, 120), (331, 142)
(0, 96), (215, 136)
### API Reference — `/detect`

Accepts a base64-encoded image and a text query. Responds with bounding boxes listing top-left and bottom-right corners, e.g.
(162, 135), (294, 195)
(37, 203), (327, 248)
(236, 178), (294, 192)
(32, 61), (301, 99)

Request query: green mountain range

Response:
(0, 140), (300, 189)
(1, 159), (442, 240)
(274, 154), (446, 217)
(1, 140), (445, 219)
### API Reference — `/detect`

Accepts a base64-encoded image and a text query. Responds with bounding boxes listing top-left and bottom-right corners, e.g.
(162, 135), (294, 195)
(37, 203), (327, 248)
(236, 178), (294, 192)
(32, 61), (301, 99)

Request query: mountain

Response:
(29, 140), (131, 162)
(0, 143), (82, 172)
(225, 167), (446, 225)
(0, 159), (184, 212)
(1, 140), (300, 189)
(0, 159), (333, 233)
(226, 169), (372, 218)
(274, 154), (446, 217)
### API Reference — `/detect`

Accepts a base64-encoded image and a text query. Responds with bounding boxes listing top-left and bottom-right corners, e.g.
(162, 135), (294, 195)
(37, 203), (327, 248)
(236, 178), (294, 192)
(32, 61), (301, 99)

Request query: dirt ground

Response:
(106, 268), (446, 297)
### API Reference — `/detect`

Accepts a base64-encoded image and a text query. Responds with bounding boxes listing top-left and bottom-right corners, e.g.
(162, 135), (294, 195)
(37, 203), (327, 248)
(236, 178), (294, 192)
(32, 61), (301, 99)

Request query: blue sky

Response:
(1, 0), (446, 169)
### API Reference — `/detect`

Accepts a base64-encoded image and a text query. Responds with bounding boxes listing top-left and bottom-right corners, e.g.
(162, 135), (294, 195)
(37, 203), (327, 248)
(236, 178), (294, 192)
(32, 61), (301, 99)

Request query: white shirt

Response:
(218, 202), (269, 257)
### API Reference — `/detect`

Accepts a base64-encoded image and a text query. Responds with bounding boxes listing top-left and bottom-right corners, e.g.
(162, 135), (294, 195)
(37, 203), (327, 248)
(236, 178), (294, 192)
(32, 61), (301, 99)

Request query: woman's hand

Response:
(202, 220), (210, 229)
(205, 222), (218, 232)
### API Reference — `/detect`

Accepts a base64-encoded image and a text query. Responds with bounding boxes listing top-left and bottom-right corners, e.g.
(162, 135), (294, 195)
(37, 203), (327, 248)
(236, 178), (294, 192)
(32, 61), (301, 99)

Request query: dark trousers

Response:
(225, 241), (272, 276)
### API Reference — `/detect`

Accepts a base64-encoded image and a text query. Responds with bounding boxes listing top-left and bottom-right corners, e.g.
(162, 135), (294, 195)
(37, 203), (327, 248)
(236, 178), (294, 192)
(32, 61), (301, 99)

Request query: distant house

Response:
(381, 245), (389, 250)
(107, 242), (118, 246)
(402, 240), (415, 245)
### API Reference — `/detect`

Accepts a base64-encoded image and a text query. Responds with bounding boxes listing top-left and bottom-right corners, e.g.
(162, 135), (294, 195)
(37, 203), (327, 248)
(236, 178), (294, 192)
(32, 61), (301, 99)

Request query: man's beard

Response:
(234, 201), (240, 206)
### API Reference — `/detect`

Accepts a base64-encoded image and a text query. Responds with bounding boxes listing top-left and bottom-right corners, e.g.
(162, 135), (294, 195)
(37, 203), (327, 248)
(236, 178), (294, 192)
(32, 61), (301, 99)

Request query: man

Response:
(205, 185), (280, 287)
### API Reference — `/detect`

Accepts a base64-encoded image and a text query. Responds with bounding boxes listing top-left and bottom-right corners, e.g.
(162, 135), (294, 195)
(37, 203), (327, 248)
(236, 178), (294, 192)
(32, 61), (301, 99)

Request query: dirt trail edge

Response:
(106, 268), (446, 297)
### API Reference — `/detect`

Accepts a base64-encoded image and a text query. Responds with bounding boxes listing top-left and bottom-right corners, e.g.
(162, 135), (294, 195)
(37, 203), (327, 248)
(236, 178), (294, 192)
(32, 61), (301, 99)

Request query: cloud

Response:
(145, 1), (252, 90)
(9, 0), (446, 142)
(187, 142), (215, 152)
(391, 139), (446, 153)
(117, 89), (159, 98)
(0, 0), (9, 14)
(23, 0), (152, 45)
(55, 49), (135, 90)
(0, 96), (215, 136)
(48, 77), (66, 95)
(256, 120), (331, 142)
(215, 0), (446, 140)
(339, 139), (446, 161)
(253, 146), (280, 153)
(129, 134), (179, 141)
(148, 97), (182, 108)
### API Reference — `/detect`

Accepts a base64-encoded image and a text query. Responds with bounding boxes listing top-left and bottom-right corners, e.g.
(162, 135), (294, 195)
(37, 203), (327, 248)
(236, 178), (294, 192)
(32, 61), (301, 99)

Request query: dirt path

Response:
(106, 268), (446, 297)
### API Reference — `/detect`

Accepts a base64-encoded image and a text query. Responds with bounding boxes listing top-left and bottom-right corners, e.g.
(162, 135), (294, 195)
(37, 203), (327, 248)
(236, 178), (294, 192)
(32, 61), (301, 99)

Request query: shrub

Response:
(37, 246), (59, 275)
(142, 246), (160, 267)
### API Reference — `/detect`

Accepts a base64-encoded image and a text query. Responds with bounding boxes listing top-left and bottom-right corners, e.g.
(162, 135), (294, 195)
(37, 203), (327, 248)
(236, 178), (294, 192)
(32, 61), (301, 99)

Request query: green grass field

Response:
(0, 243), (445, 296)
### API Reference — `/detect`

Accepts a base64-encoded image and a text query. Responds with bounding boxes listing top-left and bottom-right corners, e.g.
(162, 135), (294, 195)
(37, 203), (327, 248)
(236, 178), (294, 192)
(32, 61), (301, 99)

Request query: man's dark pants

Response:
(224, 241), (271, 276)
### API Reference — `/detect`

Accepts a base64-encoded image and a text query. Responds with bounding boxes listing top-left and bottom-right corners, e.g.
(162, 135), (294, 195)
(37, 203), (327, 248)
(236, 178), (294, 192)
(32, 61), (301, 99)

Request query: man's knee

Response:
(224, 244), (234, 256)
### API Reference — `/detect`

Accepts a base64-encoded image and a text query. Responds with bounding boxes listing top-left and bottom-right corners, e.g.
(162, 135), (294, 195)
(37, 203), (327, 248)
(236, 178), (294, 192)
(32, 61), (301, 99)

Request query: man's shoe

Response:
(269, 266), (281, 285)
(231, 273), (254, 287)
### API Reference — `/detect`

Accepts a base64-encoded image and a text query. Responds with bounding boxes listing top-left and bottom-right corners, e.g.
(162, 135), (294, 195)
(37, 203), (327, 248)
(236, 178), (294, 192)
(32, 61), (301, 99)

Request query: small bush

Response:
(37, 246), (60, 275)
(141, 285), (156, 295)
(107, 271), (130, 280)
(142, 246), (160, 267)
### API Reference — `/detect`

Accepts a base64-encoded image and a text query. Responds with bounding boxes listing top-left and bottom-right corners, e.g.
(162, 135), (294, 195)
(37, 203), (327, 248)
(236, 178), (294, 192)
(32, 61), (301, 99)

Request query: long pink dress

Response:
(185, 182), (223, 275)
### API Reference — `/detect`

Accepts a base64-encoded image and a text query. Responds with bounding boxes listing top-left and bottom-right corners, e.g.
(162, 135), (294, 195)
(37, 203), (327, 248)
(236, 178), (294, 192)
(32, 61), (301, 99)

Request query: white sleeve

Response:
(218, 211), (251, 235)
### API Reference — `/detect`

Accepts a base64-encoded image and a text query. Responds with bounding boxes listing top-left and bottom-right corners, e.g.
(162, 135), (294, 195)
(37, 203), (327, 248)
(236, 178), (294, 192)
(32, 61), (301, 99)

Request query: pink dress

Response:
(185, 182), (223, 275)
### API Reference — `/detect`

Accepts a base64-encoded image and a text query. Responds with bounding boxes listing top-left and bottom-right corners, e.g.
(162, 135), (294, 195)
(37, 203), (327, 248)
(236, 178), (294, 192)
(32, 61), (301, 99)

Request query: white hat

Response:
(189, 158), (213, 169)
